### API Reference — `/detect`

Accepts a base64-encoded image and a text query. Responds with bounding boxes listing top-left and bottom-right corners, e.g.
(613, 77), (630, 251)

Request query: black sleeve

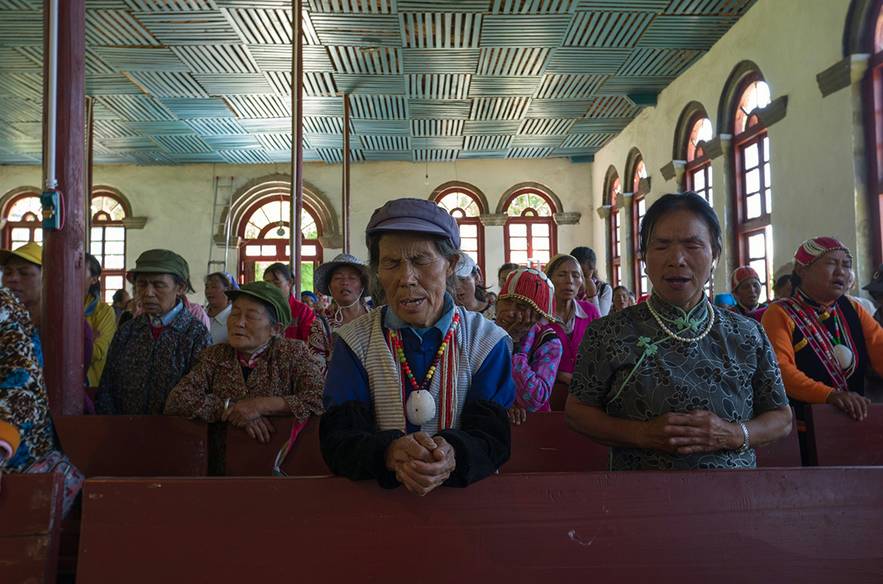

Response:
(436, 399), (511, 488)
(319, 401), (404, 489)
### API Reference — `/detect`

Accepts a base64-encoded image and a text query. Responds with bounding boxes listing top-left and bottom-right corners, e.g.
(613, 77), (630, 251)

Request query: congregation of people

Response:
(2, 191), (883, 507)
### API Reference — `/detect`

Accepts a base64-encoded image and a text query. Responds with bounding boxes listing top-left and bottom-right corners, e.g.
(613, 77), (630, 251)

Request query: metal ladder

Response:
(207, 175), (235, 276)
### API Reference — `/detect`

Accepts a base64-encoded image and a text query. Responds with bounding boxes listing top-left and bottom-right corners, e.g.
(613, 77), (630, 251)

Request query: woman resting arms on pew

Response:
(0, 288), (83, 515)
(321, 198), (515, 496)
(566, 193), (792, 470)
(494, 268), (563, 425)
(762, 237), (883, 430)
(165, 282), (324, 470)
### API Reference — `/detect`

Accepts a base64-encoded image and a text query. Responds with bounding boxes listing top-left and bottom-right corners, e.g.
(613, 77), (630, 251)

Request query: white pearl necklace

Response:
(646, 298), (715, 343)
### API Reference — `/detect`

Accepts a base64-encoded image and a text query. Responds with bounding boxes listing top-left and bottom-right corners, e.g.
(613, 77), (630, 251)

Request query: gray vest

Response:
(336, 306), (510, 433)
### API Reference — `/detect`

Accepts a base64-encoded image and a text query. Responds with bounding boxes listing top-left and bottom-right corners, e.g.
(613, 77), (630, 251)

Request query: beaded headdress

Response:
(499, 268), (556, 321)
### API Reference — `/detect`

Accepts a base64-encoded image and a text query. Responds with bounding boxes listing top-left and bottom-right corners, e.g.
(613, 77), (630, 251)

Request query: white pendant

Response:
(833, 344), (854, 370)
(406, 389), (436, 426)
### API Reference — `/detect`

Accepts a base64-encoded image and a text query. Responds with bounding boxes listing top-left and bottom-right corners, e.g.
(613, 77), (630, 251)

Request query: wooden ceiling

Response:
(0, 0), (755, 165)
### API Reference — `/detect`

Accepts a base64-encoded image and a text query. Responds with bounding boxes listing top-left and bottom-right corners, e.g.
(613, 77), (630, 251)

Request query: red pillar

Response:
(42, 0), (86, 416)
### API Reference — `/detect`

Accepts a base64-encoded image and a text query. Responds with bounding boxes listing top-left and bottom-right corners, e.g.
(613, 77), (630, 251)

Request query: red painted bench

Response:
(502, 411), (609, 472)
(224, 416), (330, 477)
(75, 469), (883, 583)
(54, 416), (209, 477)
(806, 404), (883, 466)
(0, 473), (64, 584)
(53, 416), (208, 578)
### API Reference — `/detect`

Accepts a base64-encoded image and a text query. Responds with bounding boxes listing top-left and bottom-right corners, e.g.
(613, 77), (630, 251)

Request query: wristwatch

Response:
(736, 421), (750, 453)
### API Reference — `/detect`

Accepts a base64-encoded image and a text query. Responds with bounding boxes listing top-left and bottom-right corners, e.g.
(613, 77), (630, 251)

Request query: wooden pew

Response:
(806, 404), (883, 466)
(755, 408), (802, 467)
(76, 468), (883, 583)
(0, 473), (64, 584)
(224, 416), (330, 477)
(53, 416), (208, 579)
(502, 411), (609, 472)
(54, 416), (209, 477)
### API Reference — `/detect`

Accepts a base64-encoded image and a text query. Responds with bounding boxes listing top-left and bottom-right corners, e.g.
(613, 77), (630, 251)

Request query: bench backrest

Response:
(807, 404), (883, 466)
(502, 411), (609, 472)
(0, 473), (63, 584)
(54, 416), (208, 477)
(76, 468), (883, 583)
(224, 416), (330, 477)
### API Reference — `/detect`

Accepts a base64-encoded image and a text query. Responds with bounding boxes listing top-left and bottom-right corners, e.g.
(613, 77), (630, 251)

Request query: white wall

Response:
(0, 157), (593, 298)
(591, 0), (866, 295)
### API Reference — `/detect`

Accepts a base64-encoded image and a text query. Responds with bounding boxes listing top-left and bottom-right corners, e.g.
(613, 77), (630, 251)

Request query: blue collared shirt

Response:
(150, 301), (184, 327)
(324, 296), (514, 433)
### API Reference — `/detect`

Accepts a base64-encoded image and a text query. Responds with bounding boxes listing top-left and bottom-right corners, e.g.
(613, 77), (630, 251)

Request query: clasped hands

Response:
(385, 432), (456, 496)
(222, 398), (275, 444)
(643, 410), (743, 455)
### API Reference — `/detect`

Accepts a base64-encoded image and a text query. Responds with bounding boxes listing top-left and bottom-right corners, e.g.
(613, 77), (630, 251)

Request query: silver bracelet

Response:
(737, 421), (750, 453)
(223, 398), (231, 410)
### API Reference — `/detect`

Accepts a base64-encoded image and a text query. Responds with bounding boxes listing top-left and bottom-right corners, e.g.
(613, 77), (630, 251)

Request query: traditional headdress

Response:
(730, 266), (760, 291)
(499, 268), (556, 321)
(794, 237), (851, 267)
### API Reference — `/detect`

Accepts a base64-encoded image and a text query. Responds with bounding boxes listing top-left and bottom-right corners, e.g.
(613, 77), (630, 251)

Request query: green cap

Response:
(126, 249), (194, 293)
(225, 281), (292, 327)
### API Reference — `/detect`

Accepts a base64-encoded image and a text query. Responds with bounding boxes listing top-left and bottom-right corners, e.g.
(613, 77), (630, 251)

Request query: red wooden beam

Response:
(41, 0), (85, 416)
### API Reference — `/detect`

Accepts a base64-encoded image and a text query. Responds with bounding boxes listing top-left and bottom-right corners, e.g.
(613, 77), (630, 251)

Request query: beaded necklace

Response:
(388, 312), (461, 393)
(387, 312), (462, 427)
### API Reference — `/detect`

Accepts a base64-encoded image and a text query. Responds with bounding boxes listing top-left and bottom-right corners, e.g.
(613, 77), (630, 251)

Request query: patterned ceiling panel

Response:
(407, 74), (471, 99)
(0, 1), (753, 164)
(399, 12), (482, 49)
(171, 45), (259, 73)
(480, 15), (572, 46)
(491, 0), (578, 15)
(476, 47), (549, 76)
(564, 10), (654, 47)
(126, 72), (209, 97)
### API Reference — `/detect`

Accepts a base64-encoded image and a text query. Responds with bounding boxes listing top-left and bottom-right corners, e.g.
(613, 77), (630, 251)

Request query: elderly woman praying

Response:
(321, 198), (515, 495)
(567, 192), (792, 470)
(166, 282), (324, 472)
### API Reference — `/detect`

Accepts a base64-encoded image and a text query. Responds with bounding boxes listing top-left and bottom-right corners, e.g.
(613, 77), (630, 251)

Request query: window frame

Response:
(628, 153), (648, 297)
(501, 188), (558, 269)
(237, 194), (324, 289)
(89, 191), (129, 303)
(433, 186), (486, 277)
(605, 170), (622, 288)
(864, 4), (883, 265)
(732, 73), (774, 302)
(684, 115), (714, 204)
(1, 192), (43, 249)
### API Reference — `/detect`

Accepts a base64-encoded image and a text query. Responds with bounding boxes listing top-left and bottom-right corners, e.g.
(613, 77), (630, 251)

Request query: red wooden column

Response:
(41, 0), (86, 416)
(289, 0), (304, 296)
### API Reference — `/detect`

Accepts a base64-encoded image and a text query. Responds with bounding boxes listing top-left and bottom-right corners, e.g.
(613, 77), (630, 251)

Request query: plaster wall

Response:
(591, 0), (865, 294)
(0, 157), (592, 297)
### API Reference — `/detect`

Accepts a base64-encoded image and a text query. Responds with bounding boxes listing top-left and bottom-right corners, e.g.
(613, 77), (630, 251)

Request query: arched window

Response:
(502, 188), (557, 269)
(604, 168), (622, 287)
(434, 185), (485, 276)
(627, 150), (649, 297)
(686, 116), (714, 203)
(731, 74), (773, 303)
(1, 192), (43, 249)
(865, 3), (883, 264)
(90, 191), (128, 303)
(237, 194), (324, 292)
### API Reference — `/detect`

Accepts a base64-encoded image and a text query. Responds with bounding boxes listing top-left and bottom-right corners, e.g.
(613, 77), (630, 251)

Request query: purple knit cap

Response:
(366, 198), (460, 249)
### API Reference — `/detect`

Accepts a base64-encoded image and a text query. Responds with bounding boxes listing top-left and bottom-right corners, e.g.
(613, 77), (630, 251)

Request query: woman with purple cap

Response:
(307, 253), (371, 373)
(321, 198), (515, 495)
(763, 237), (883, 428)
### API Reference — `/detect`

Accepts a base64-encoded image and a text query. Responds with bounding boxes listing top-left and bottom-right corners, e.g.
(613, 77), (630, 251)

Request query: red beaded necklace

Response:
(388, 312), (461, 393)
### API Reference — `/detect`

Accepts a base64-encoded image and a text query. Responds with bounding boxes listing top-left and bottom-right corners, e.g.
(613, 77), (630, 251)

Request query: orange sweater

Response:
(0, 420), (21, 460)
(761, 298), (883, 403)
